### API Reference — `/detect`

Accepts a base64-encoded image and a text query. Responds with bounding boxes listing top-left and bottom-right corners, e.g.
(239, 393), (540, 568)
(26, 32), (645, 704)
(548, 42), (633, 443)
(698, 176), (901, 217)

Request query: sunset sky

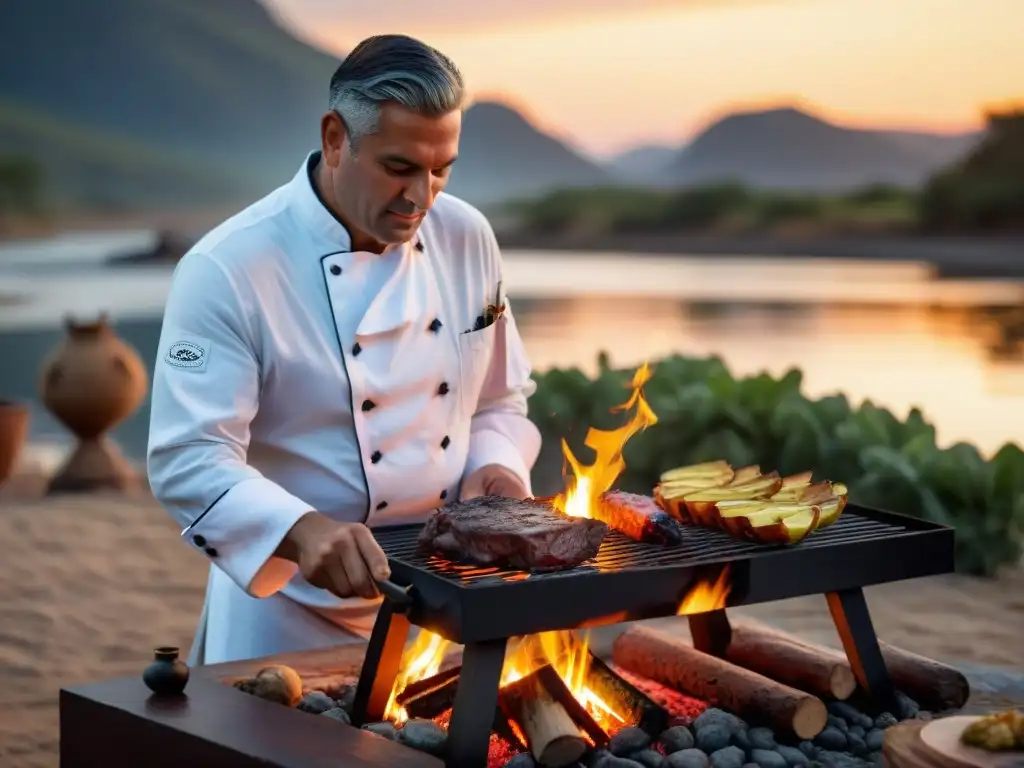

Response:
(268, 0), (1023, 156)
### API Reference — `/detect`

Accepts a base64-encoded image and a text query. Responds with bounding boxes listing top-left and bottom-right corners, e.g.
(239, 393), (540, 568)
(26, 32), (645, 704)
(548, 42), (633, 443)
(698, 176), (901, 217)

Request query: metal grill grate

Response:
(373, 508), (911, 588)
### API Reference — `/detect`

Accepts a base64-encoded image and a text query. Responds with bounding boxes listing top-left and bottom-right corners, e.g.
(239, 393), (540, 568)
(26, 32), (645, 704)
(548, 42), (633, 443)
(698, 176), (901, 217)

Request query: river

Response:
(2, 236), (1023, 460)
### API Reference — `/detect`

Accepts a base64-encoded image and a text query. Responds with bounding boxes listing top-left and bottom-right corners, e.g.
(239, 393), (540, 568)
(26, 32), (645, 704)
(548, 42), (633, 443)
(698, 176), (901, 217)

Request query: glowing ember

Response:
(553, 363), (659, 520)
(676, 566), (732, 615)
(385, 630), (452, 724)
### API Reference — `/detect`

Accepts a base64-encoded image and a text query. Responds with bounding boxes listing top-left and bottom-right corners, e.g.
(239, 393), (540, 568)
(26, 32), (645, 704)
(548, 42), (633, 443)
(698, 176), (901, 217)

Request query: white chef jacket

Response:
(147, 152), (542, 665)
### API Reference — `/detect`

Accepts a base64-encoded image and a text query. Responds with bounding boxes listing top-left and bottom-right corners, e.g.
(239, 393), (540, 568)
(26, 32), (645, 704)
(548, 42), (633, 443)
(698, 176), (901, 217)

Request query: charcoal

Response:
(667, 749), (710, 768)
(748, 728), (776, 750)
(587, 749), (614, 768)
(362, 721), (398, 740)
(750, 749), (787, 768)
(697, 725), (732, 754)
(321, 707), (350, 723)
(893, 692), (920, 720)
(603, 759), (645, 768)
(659, 725), (696, 753)
(418, 496), (608, 570)
(709, 746), (746, 768)
(863, 730), (885, 752)
(505, 754), (538, 768)
(398, 718), (447, 756)
(814, 727), (847, 752)
(846, 734), (867, 757)
(816, 751), (871, 768)
(776, 745), (810, 767)
(297, 691), (335, 714)
(611, 727), (652, 756)
(826, 702), (861, 726)
(731, 729), (752, 753)
(797, 742), (817, 758)
(695, 709), (746, 735)
(630, 749), (669, 768)
(872, 713), (896, 730)
(847, 726), (865, 739)
(826, 716), (848, 733)
(868, 752), (884, 768)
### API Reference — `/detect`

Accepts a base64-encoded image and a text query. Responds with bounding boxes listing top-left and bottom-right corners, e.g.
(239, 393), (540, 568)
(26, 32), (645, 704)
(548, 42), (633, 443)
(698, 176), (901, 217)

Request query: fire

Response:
(553, 363), (659, 519)
(677, 566), (732, 615)
(501, 631), (626, 734)
(385, 630), (452, 724)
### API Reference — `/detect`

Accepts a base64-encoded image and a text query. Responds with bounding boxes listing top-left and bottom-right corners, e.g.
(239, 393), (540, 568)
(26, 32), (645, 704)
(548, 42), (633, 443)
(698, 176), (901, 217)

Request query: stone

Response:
(814, 727), (848, 752)
(872, 713), (897, 730)
(826, 716), (848, 733)
(797, 742), (817, 759)
(847, 733), (867, 757)
(611, 727), (653, 756)
(668, 749), (711, 768)
(816, 750), (870, 768)
(697, 725), (733, 754)
(660, 725), (696, 754)
(847, 726), (865, 739)
(709, 746), (747, 768)
(297, 691), (336, 714)
(776, 745), (811, 767)
(320, 707), (351, 724)
(894, 692), (920, 720)
(505, 754), (538, 768)
(868, 751), (884, 768)
(362, 721), (398, 740)
(334, 685), (356, 713)
(695, 709), (747, 735)
(826, 702), (862, 725)
(587, 749), (614, 768)
(631, 749), (670, 768)
(749, 749), (788, 768)
(398, 718), (448, 756)
(748, 728), (776, 750)
(603, 759), (645, 768)
(864, 729), (885, 752)
(731, 729), (752, 753)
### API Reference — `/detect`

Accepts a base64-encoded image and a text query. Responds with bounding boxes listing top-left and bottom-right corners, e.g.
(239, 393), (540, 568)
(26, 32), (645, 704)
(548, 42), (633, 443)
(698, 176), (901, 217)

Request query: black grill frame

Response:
(375, 503), (954, 645)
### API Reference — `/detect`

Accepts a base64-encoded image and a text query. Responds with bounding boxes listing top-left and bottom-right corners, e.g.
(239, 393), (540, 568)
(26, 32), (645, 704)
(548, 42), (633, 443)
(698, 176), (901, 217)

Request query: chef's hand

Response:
(278, 512), (391, 599)
(459, 463), (529, 502)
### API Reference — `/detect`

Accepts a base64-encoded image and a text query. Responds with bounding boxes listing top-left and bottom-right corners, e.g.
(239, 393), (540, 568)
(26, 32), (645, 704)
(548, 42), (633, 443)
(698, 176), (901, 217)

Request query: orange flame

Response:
(554, 363), (659, 519)
(385, 630), (452, 724)
(677, 566), (732, 615)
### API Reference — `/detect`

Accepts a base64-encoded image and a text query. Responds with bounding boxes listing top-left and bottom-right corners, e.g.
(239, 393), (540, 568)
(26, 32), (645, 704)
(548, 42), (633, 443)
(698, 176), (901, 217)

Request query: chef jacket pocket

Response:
(456, 320), (499, 418)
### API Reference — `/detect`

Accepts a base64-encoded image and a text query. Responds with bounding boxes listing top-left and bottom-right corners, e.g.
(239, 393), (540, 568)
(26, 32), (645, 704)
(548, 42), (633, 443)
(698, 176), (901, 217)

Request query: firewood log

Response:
(877, 641), (970, 712)
(612, 626), (827, 740)
(500, 667), (587, 767)
(724, 622), (858, 701)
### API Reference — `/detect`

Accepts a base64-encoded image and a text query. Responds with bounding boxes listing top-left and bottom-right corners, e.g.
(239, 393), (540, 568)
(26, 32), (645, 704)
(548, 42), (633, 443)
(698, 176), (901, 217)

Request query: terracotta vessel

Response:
(142, 646), (190, 695)
(38, 314), (149, 494)
(0, 400), (30, 486)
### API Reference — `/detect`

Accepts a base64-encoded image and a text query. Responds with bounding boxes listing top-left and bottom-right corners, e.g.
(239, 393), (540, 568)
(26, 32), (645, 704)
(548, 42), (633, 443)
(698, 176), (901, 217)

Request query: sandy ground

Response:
(1, 477), (1022, 767)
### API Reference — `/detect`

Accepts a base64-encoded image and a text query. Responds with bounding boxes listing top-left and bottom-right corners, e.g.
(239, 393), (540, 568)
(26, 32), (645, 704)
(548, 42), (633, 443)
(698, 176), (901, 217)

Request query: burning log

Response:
(584, 655), (669, 736)
(724, 622), (859, 701)
(612, 626), (828, 740)
(500, 666), (588, 767)
(396, 665), (462, 719)
(721, 623), (969, 711)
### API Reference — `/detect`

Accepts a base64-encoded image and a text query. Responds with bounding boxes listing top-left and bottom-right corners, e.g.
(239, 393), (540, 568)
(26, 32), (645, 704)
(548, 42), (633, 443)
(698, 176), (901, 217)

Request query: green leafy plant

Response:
(528, 354), (1024, 576)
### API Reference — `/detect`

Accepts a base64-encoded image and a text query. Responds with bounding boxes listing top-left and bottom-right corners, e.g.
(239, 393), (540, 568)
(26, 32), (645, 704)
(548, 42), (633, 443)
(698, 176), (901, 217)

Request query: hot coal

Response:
(417, 495), (609, 570)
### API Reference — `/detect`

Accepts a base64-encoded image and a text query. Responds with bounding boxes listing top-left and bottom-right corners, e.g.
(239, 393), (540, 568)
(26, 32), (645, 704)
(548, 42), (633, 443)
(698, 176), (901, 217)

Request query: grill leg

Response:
(445, 638), (508, 768)
(351, 600), (412, 726)
(688, 609), (732, 657)
(826, 588), (896, 712)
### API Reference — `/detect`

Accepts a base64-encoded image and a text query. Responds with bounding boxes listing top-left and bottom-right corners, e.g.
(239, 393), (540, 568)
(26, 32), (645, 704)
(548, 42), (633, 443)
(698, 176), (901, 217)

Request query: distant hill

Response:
(656, 107), (980, 191)
(605, 144), (678, 183)
(0, 0), (608, 211)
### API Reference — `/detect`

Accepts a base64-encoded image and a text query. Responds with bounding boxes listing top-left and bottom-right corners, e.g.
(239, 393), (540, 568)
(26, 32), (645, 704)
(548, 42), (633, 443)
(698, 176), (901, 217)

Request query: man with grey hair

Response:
(147, 35), (541, 664)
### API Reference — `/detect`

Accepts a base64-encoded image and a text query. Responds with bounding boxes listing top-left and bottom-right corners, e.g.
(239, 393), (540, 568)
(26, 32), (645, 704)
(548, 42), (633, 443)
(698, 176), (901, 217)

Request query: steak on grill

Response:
(417, 496), (609, 571)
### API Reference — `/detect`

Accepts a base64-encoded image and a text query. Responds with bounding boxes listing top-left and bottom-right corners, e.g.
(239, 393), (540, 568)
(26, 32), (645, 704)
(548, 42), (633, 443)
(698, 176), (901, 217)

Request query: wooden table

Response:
(59, 644), (443, 768)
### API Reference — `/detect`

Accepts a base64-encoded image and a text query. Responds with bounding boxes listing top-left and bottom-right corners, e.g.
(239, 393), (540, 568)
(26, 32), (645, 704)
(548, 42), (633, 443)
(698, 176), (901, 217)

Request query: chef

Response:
(147, 34), (541, 665)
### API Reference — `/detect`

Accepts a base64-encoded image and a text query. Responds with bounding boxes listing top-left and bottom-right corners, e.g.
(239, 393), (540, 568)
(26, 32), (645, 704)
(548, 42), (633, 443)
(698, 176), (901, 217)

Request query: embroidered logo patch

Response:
(165, 340), (208, 371)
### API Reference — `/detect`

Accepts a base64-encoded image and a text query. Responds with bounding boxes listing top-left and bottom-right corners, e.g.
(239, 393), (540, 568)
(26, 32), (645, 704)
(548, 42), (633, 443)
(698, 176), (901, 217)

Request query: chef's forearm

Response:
(148, 442), (315, 598)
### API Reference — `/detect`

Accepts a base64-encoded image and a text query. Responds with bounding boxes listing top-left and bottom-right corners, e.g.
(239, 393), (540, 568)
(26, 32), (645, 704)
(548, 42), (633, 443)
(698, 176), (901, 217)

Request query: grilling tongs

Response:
(375, 578), (414, 611)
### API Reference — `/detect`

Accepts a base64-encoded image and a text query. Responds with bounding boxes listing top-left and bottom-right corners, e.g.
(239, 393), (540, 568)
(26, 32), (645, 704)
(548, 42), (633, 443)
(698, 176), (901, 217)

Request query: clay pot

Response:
(38, 314), (148, 440)
(142, 646), (190, 695)
(0, 400), (30, 485)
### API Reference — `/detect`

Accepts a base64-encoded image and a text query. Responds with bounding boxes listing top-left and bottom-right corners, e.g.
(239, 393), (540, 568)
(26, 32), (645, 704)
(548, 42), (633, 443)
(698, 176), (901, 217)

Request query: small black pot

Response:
(142, 646), (189, 695)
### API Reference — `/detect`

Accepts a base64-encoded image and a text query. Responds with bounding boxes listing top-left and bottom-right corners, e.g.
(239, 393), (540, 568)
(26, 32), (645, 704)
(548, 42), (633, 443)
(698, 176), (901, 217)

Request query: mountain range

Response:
(0, 0), (981, 212)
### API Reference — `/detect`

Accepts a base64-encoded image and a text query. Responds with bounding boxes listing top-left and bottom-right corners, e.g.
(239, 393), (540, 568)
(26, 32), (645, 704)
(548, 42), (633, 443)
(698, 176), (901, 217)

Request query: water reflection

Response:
(516, 296), (1024, 456)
